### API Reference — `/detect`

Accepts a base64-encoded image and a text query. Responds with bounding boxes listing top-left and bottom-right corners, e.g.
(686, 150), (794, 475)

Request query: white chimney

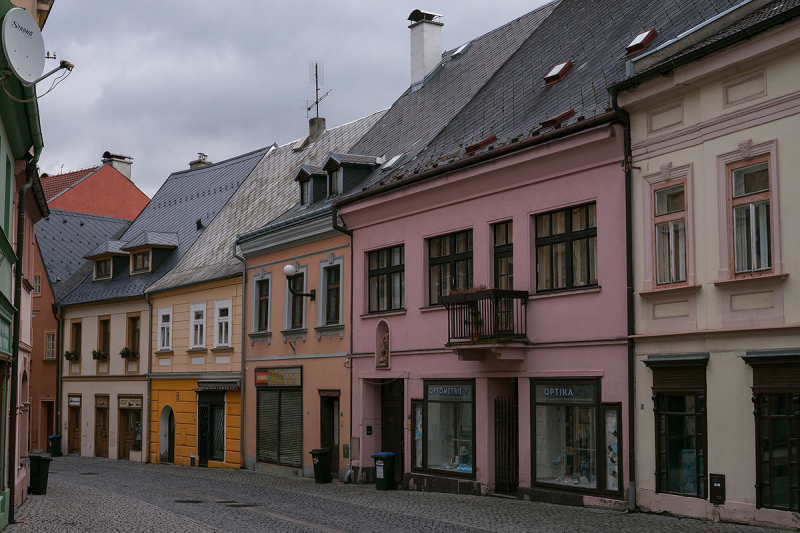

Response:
(408, 10), (443, 87)
(101, 151), (133, 180)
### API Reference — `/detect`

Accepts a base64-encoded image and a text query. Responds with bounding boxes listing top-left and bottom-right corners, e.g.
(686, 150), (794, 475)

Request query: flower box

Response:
(63, 350), (80, 361)
(92, 350), (109, 360)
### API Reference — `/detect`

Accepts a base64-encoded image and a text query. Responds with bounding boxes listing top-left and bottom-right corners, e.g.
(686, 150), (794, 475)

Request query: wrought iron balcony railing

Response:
(441, 289), (528, 344)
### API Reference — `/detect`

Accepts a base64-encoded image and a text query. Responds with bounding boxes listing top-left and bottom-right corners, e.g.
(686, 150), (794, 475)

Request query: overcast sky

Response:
(35, 1), (549, 197)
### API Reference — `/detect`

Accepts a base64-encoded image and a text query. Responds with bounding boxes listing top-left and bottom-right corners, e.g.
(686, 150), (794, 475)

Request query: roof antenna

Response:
(306, 61), (331, 119)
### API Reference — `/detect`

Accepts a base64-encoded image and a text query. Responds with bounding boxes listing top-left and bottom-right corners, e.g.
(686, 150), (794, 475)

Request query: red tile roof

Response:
(41, 166), (99, 201)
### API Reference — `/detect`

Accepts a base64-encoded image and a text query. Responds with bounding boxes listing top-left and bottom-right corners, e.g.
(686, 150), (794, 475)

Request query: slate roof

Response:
(121, 231), (179, 250)
(35, 210), (131, 302)
(360, 0), (741, 185)
(146, 110), (386, 293)
(41, 167), (99, 201)
(58, 147), (269, 306)
(325, 153), (380, 166)
(85, 240), (128, 259)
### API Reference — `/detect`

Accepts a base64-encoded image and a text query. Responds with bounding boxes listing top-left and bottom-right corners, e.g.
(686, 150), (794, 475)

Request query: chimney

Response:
(101, 151), (133, 180)
(408, 9), (443, 86)
(189, 152), (212, 170)
(308, 117), (326, 143)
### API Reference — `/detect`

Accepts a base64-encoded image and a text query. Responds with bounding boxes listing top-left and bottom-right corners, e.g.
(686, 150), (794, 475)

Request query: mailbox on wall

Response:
(709, 473), (725, 505)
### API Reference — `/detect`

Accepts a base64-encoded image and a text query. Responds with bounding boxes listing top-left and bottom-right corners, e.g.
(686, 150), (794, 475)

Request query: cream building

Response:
(613, 1), (800, 528)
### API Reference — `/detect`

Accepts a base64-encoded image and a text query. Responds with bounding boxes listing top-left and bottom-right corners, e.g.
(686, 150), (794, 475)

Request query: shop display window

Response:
(417, 381), (476, 477)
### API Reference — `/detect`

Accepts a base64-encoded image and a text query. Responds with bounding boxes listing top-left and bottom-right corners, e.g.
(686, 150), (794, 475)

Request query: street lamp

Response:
(284, 264), (315, 301)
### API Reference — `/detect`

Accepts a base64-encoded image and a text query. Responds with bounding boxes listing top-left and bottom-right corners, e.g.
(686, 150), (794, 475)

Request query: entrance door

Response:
(168, 410), (175, 463)
(42, 400), (55, 444)
(119, 409), (141, 460)
(197, 393), (225, 467)
(95, 408), (109, 458)
(494, 396), (519, 495)
(320, 394), (340, 476)
(381, 379), (404, 486)
(68, 406), (81, 454)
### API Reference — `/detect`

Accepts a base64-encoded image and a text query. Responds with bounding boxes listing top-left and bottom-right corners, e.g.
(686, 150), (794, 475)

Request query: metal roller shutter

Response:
(279, 389), (303, 467)
(257, 389), (278, 463)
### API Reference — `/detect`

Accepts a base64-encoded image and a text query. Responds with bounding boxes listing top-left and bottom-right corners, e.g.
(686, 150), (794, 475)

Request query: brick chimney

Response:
(101, 151), (133, 180)
(189, 153), (212, 170)
(408, 9), (443, 86)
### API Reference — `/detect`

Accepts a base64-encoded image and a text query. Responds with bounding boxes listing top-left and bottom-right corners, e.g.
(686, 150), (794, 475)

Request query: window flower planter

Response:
(92, 350), (110, 360)
(119, 347), (139, 359)
(64, 350), (80, 361)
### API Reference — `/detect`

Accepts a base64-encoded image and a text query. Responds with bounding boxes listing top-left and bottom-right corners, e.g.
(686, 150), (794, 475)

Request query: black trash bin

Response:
(309, 448), (332, 484)
(28, 453), (53, 495)
(47, 435), (62, 457)
(371, 452), (397, 490)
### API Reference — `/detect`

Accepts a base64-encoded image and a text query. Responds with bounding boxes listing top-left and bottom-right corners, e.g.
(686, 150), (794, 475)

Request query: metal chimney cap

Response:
(408, 10), (443, 23)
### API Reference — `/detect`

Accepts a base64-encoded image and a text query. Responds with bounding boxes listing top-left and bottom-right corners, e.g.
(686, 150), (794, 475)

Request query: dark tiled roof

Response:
(378, 0), (741, 182)
(294, 164), (326, 181)
(40, 167), (99, 201)
(121, 231), (179, 249)
(85, 239), (128, 259)
(58, 147), (269, 306)
(325, 153), (380, 166)
(35, 210), (131, 302)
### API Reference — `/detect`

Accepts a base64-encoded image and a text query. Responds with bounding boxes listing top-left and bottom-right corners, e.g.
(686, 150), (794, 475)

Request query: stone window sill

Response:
(248, 332), (272, 346)
(712, 272), (788, 288)
(636, 284), (701, 297)
(315, 324), (345, 340)
(187, 348), (207, 354)
(360, 309), (407, 318)
(155, 350), (173, 355)
(281, 328), (307, 343)
(211, 346), (234, 353)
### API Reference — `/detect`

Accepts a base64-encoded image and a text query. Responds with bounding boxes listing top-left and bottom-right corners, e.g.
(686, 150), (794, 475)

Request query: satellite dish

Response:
(2, 8), (45, 86)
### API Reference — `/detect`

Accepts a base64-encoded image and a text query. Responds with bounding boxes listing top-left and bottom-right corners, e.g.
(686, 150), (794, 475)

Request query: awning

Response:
(196, 379), (240, 392)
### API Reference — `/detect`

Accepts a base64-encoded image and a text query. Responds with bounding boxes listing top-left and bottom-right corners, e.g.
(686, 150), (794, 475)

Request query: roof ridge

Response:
(167, 145), (271, 178)
(44, 208), (133, 224)
(277, 108), (391, 149)
(42, 165), (98, 178)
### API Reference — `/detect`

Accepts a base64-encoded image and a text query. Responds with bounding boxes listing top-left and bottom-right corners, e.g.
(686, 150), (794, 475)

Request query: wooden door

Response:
(119, 409), (134, 459)
(320, 395), (340, 475)
(68, 407), (80, 454)
(95, 408), (109, 457)
(168, 410), (175, 463)
(381, 380), (404, 485)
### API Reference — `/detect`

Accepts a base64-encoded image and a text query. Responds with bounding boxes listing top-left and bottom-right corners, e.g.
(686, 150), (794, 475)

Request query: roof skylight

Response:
(544, 60), (573, 85)
(451, 42), (471, 58)
(381, 154), (404, 172)
(626, 29), (657, 55)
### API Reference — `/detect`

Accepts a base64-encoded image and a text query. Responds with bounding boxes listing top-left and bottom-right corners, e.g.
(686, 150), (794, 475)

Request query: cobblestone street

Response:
(4, 456), (793, 532)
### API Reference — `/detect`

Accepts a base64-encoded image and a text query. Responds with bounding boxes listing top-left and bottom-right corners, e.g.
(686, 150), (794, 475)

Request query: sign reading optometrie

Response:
(427, 384), (472, 402)
(255, 367), (301, 387)
(535, 383), (596, 404)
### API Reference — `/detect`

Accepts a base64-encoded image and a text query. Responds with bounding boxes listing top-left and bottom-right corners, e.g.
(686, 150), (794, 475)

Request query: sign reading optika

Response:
(255, 367), (301, 387)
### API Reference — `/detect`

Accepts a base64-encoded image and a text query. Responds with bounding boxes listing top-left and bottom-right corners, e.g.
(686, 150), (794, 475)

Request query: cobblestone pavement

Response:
(7, 456), (794, 532)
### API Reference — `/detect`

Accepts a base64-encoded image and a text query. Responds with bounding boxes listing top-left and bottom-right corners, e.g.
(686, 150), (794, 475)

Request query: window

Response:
(417, 381), (475, 477)
(257, 280), (269, 332)
(544, 61), (573, 85)
(300, 179), (310, 205)
(328, 170), (339, 197)
(215, 299), (231, 347)
(127, 315), (140, 355)
(158, 307), (172, 351)
(99, 318), (110, 354)
(45, 332), (55, 359)
(368, 245), (404, 313)
(494, 221), (513, 289)
(33, 274), (41, 294)
(536, 204), (597, 292)
(132, 251), (150, 273)
(731, 160), (771, 274)
(95, 259), (111, 280)
(289, 274), (304, 329)
(429, 231), (472, 305)
(654, 185), (686, 284)
(190, 302), (205, 349)
(626, 28), (657, 55)
(71, 321), (82, 354)
(325, 266), (340, 324)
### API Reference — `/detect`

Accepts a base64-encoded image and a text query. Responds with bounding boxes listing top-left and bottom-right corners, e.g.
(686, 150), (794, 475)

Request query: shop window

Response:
(731, 159), (771, 274)
(214, 298), (231, 348)
(412, 399), (423, 469)
(415, 381), (475, 477)
(429, 231), (472, 305)
(131, 250), (151, 273)
(494, 221), (513, 289)
(368, 245), (404, 313)
(158, 307), (172, 351)
(190, 302), (205, 349)
(257, 279), (269, 332)
(654, 184), (686, 285)
(45, 332), (55, 359)
(535, 204), (597, 292)
(255, 367), (303, 468)
(533, 380), (599, 490)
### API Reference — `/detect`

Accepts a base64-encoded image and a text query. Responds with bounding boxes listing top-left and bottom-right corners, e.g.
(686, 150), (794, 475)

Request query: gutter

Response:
(52, 303), (62, 447)
(610, 87), (637, 513)
(232, 241), (247, 469)
(145, 292), (152, 463)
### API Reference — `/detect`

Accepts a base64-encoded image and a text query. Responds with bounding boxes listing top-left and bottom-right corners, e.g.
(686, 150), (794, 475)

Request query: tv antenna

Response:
(307, 60), (331, 119)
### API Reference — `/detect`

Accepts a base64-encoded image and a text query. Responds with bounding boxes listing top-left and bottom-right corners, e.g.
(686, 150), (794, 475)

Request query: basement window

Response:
(544, 61), (573, 85)
(626, 29), (657, 56)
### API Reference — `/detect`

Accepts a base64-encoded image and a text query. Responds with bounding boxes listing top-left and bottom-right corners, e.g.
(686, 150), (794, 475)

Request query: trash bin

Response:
(47, 435), (62, 457)
(28, 453), (53, 495)
(371, 452), (397, 490)
(309, 448), (332, 484)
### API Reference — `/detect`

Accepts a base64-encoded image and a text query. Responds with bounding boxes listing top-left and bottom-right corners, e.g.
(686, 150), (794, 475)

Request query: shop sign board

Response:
(535, 383), (596, 404)
(427, 383), (472, 402)
(255, 367), (301, 387)
(68, 396), (81, 407)
(119, 397), (142, 408)
(0, 318), (10, 354)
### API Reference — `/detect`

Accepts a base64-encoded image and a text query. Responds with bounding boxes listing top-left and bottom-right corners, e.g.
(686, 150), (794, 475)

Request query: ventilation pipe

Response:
(408, 9), (443, 86)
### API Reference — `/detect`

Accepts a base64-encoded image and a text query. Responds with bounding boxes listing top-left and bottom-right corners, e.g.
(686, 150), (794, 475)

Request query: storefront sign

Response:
(255, 367), (301, 387)
(119, 397), (142, 408)
(68, 396), (81, 407)
(427, 384), (472, 402)
(535, 383), (596, 404)
(0, 318), (10, 354)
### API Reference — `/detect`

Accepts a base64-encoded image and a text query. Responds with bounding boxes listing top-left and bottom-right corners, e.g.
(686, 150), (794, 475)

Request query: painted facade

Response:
(616, 3), (800, 528)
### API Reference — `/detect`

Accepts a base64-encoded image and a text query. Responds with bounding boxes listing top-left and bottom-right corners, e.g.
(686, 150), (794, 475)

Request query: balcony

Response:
(441, 289), (529, 361)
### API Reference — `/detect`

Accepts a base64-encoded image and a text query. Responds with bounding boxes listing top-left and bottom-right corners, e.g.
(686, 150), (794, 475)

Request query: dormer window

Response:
(300, 179), (310, 205)
(94, 258), (112, 280)
(328, 169), (340, 197)
(544, 61), (573, 85)
(626, 29), (657, 56)
(132, 250), (151, 273)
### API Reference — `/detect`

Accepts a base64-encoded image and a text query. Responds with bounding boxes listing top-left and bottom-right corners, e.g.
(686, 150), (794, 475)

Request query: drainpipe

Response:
(52, 303), (62, 443)
(232, 240), (247, 469)
(610, 87), (636, 513)
(8, 160), (35, 522)
(145, 292), (152, 463)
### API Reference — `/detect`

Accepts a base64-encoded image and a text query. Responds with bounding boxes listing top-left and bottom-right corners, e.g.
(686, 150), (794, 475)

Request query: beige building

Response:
(613, 1), (800, 528)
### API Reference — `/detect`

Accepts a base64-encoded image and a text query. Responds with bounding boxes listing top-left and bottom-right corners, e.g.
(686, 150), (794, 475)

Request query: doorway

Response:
(159, 405), (176, 464)
(95, 406), (109, 458)
(197, 392), (225, 467)
(68, 406), (81, 454)
(381, 379), (404, 486)
(119, 408), (142, 460)
(42, 400), (55, 443)
(320, 392), (340, 477)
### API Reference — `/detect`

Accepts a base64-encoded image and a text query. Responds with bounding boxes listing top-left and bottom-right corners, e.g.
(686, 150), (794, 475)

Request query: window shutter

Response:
(279, 390), (303, 467)
(644, 354), (708, 394)
(257, 389), (279, 463)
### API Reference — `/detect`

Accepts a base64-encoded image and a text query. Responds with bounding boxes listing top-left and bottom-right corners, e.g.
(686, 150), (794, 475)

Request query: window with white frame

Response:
(33, 274), (41, 294)
(190, 301), (205, 349)
(251, 270), (272, 336)
(654, 184), (687, 285)
(731, 160), (771, 274)
(284, 264), (308, 331)
(318, 255), (345, 328)
(45, 332), (55, 359)
(215, 298), (232, 347)
(158, 306), (172, 351)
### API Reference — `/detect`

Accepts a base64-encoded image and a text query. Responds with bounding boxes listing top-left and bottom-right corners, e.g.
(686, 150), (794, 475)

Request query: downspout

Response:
(8, 160), (35, 522)
(610, 87), (636, 513)
(232, 240), (247, 469)
(52, 304), (62, 443)
(145, 292), (152, 463)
